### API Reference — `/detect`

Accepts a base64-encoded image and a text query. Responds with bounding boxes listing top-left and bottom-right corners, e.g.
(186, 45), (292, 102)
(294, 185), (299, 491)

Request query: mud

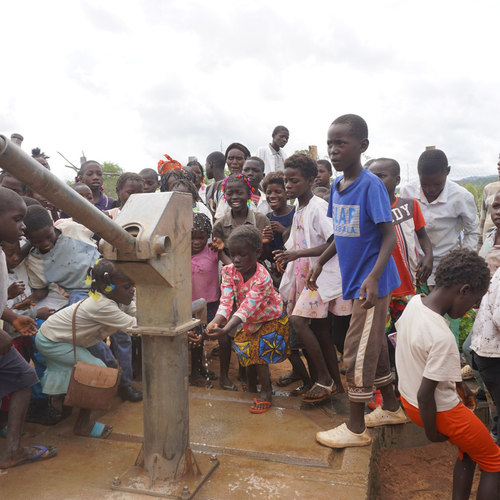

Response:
(376, 442), (481, 500)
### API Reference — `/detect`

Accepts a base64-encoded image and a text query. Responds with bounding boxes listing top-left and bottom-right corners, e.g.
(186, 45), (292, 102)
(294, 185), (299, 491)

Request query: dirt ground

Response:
(376, 442), (481, 500)
(201, 341), (486, 500)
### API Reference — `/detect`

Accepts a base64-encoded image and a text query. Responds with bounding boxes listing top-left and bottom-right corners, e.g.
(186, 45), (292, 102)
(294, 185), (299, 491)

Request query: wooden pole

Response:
(308, 145), (318, 161)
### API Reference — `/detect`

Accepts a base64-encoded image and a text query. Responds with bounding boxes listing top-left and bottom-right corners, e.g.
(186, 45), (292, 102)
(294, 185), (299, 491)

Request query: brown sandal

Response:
(302, 381), (337, 403)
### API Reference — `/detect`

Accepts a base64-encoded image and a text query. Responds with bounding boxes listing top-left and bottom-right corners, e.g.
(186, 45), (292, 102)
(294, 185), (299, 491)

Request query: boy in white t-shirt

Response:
(396, 249), (500, 499)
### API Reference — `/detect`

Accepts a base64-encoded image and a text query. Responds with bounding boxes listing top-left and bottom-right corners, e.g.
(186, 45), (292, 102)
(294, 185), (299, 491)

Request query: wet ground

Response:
(0, 343), (489, 499)
(0, 345), (375, 499)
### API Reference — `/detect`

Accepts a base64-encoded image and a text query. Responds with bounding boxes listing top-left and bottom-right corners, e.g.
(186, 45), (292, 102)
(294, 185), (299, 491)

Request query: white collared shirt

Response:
(400, 179), (479, 285)
(255, 145), (288, 175)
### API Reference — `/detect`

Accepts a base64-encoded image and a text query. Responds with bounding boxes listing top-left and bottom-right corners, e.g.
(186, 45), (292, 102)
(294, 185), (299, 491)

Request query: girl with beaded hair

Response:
(35, 260), (137, 439)
(189, 213), (230, 387)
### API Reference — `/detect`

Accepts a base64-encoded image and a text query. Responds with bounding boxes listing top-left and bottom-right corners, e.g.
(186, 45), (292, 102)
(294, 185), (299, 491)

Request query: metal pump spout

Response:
(0, 135), (136, 255)
(0, 134), (215, 497)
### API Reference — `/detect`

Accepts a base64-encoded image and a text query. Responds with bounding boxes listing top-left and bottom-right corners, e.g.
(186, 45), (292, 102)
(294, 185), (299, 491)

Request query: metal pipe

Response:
(0, 135), (136, 254)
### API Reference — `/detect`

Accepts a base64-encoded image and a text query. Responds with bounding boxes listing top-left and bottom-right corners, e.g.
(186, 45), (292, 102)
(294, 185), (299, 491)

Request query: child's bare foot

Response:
(74, 421), (113, 439)
(0, 445), (57, 469)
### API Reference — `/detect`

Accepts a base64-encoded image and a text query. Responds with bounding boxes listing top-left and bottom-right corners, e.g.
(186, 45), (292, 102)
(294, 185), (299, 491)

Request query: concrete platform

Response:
(0, 387), (376, 499)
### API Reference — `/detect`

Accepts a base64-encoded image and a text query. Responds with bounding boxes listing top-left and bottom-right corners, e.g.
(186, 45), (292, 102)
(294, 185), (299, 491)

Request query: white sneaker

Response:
(316, 423), (372, 448)
(461, 365), (474, 380)
(364, 406), (407, 428)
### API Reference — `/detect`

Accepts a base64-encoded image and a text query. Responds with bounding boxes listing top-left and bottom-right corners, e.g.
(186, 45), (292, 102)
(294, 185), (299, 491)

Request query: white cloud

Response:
(0, 0), (499, 186)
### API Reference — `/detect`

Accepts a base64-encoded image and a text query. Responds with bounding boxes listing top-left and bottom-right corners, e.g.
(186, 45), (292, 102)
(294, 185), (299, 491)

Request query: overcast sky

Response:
(1, 0), (499, 185)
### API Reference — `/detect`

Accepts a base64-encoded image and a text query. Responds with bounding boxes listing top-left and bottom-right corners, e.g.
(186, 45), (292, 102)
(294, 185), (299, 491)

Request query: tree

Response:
(102, 161), (123, 197)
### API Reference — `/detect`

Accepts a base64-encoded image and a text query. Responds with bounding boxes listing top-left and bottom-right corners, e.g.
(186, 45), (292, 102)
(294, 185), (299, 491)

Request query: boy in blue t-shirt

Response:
(308, 114), (406, 448)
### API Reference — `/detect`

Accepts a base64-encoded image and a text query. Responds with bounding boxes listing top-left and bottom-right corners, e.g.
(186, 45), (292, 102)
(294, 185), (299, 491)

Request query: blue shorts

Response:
(0, 347), (39, 399)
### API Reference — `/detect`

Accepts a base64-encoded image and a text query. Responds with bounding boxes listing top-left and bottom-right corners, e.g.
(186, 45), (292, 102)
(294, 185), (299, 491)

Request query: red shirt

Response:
(391, 197), (426, 297)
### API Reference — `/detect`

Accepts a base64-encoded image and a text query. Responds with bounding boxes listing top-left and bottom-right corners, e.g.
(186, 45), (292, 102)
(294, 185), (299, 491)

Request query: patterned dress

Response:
(287, 206), (351, 319)
(217, 263), (290, 366)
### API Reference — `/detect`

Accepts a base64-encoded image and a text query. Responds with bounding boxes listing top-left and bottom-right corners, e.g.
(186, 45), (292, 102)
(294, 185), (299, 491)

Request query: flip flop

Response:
(276, 372), (301, 387)
(190, 378), (213, 388)
(302, 381), (337, 404)
(11, 446), (58, 468)
(249, 398), (272, 414)
(219, 382), (238, 391)
(75, 422), (113, 439)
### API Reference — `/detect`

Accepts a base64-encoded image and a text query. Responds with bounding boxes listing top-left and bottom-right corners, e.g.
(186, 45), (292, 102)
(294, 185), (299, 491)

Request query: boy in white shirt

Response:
(396, 249), (500, 499)
(401, 149), (479, 343)
(255, 126), (289, 175)
(400, 149), (479, 286)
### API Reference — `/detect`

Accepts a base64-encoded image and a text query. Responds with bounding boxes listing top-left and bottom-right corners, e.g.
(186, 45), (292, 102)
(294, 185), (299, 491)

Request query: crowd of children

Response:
(0, 122), (499, 497)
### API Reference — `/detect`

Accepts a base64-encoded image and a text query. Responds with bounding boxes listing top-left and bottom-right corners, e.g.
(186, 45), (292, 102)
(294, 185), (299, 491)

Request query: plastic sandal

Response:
(276, 372), (301, 387)
(302, 380), (337, 403)
(11, 446), (58, 468)
(249, 398), (272, 414)
(83, 422), (113, 439)
(368, 390), (383, 410)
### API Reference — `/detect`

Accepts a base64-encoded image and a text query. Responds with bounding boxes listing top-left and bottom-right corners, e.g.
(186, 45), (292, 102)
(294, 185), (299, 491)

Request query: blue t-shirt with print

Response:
(327, 169), (400, 300)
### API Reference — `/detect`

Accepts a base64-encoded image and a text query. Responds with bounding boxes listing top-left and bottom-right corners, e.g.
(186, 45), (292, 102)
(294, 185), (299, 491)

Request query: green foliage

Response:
(458, 309), (475, 353)
(102, 161), (122, 174)
(461, 183), (482, 214)
(101, 161), (123, 197)
(294, 149), (309, 154)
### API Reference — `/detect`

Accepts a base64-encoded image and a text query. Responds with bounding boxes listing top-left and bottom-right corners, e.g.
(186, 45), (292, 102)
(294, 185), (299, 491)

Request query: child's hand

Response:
(209, 237), (225, 252)
(359, 275), (378, 309)
(36, 308), (56, 321)
(187, 330), (202, 348)
(306, 262), (323, 291)
(0, 330), (13, 356)
(273, 249), (298, 266)
(270, 221), (287, 234)
(12, 316), (38, 336)
(415, 255), (433, 285)
(205, 322), (226, 339)
(8, 281), (25, 300)
(456, 381), (476, 412)
(262, 227), (274, 244)
(12, 298), (36, 311)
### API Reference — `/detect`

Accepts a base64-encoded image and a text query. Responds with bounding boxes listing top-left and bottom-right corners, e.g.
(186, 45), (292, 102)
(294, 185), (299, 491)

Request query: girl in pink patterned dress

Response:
(206, 226), (290, 414)
(275, 153), (351, 404)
